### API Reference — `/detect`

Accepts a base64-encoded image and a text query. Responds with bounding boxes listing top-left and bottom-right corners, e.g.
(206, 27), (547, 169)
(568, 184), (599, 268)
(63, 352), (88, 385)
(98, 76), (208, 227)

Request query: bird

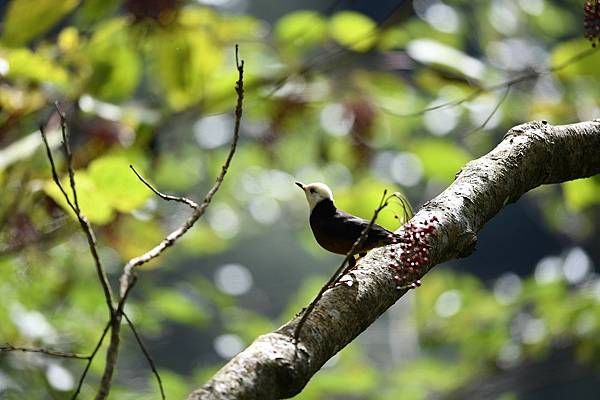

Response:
(295, 181), (397, 265)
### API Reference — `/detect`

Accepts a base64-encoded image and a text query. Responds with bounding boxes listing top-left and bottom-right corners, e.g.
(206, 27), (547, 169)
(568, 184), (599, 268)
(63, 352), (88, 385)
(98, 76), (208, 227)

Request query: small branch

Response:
(466, 85), (511, 136)
(0, 344), (89, 360)
(293, 190), (390, 342)
(55, 102), (80, 212)
(39, 124), (77, 212)
(386, 46), (598, 118)
(40, 106), (115, 318)
(118, 45), (244, 294)
(129, 165), (198, 209)
(70, 320), (112, 400)
(123, 312), (166, 400)
(94, 45), (245, 400)
(40, 105), (117, 399)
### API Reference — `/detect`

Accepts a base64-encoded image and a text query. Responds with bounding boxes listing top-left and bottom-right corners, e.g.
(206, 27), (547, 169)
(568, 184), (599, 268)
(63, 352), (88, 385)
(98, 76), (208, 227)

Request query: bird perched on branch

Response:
(295, 181), (397, 264)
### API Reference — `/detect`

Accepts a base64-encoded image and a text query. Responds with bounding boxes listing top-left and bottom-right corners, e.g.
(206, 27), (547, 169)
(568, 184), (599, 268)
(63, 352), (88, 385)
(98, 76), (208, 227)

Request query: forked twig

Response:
(40, 111), (115, 317)
(93, 44), (245, 400)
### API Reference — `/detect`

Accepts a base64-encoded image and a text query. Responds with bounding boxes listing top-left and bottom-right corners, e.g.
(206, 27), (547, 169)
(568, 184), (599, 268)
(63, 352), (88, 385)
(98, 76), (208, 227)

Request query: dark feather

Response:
(309, 199), (395, 255)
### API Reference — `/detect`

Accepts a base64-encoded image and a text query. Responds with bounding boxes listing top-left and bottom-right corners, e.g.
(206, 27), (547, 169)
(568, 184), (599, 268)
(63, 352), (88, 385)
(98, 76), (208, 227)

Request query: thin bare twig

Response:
(123, 312), (166, 400)
(39, 125), (77, 212)
(54, 102), (80, 212)
(386, 46), (598, 118)
(0, 344), (89, 360)
(129, 165), (198, 209)
(70, 320), (112, 400)
(293, 190), (392, 342)
(40, 106), (115, 317)
(40, 105), (118, 400)
(94, 45), (245, 400)
(466, 85), (511, 136)
(119, 45), (245, 293)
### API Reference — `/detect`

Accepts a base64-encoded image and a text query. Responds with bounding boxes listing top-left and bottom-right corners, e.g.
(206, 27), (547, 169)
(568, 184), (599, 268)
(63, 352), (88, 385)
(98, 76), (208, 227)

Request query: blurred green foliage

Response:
(0, 0), (599, 399)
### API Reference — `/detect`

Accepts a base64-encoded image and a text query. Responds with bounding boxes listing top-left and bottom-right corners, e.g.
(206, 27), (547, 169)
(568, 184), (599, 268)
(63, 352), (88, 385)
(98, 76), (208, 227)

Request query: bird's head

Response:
(295, 181), (334, 211)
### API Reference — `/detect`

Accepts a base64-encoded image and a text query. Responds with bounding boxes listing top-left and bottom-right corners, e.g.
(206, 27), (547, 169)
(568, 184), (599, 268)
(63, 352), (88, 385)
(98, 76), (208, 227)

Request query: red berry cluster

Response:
(386, 216), (438, 290)
(584, 0), (600, 47)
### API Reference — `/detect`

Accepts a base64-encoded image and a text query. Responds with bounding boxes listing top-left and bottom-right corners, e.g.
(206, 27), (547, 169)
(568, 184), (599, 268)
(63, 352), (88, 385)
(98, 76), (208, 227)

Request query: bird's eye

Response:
(310, 188), (316, 193)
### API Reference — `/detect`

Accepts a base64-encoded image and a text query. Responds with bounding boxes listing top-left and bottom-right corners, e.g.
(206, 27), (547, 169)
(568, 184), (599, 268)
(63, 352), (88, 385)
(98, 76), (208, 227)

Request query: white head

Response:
(295, 181), (334, 211)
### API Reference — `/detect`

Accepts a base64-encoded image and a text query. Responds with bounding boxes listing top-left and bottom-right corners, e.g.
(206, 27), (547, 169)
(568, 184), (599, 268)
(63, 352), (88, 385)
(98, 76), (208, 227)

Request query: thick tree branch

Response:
(189, 119), (600, 400)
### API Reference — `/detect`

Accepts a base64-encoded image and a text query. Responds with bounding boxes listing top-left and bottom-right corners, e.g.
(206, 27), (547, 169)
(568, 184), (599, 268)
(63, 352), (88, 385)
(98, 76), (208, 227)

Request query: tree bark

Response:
(188, 120), (600, 400)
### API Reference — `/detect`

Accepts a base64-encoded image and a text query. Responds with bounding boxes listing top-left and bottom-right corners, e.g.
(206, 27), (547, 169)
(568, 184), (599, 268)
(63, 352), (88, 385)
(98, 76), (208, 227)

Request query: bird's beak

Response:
(295, 181), (305, 190)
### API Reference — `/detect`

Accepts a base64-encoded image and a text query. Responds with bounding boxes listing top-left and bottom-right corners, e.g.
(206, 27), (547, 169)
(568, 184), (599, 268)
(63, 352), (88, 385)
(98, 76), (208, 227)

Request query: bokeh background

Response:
(1, 0), (600, 399)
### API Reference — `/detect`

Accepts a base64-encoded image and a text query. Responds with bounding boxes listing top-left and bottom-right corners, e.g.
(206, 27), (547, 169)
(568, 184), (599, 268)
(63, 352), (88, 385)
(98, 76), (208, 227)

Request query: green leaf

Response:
(411, 139), (470, 182)
(180, 224), (229, 256)
(335, 179), (407, 232)
(4, 48), (68, 85)
(86, 19), (141, 101)
(149, 28), (222, 110)
(150, 289), (209, 326)
(563, 178), (600, 211)
(154, 369), (190, 400)
(301, 346), (377, 399)
(74, 0), (121, 26)
(551, 39), (600, 79)
(43, 172), (115, 224)
(87, 154), (151, 213)
(43, 153), (149, 225)
(329, 11), (377, 52)
(275, 11), (327, 50)
(2, 0), (79, 46)
(224, 308), (275, 343)
(111, 217), (165, 262)
(378, 26), (410, 51)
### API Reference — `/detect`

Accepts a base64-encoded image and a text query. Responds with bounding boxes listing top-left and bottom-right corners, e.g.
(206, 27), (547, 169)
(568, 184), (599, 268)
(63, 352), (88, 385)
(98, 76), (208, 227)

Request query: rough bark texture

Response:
(188, 120), (600, 400)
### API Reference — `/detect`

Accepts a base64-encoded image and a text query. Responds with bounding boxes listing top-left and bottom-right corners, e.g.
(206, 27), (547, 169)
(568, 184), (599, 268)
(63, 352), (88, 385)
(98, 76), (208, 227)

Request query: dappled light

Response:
(0, 0), (599, 399)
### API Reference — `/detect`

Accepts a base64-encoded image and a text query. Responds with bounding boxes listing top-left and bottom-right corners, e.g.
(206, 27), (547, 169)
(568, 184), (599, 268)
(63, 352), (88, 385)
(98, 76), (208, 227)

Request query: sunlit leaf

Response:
(2, 0), (79, 46)
(155, 369), (190, 400)
(86, 19), (141, 101)
(150, 288), (209, 326)
(43, 172), (114, 224)
(411, 139), (470, 182)
(74, 0), (121, 26)
(110, 217), (165, 263)
(378, 26), (410, 51)
(180, 224), (229, 256)
(275, 11), (327, 50)
(224, 308), (275, 343)
(4, 48), (68, 85)
(329, 11), (377, 52)
(87, 154), (151, 213)
(149, 28), (222, 110)
(551, 39), (600, 79)
(335, 179), (407, 232)
(563, 177), (600, 211)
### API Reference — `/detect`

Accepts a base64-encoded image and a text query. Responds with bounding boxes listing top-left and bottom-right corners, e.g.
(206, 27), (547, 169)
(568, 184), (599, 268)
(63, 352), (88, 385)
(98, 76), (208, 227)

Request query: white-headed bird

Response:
(295, 181), (396, 261)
